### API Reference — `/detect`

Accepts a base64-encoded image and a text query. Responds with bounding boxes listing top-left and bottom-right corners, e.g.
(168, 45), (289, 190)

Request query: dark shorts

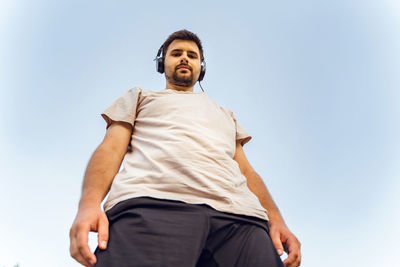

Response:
(94, 196), (284, 267)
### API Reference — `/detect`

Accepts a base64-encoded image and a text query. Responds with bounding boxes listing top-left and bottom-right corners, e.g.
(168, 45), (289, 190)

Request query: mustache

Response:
(176, 64), (192, 71)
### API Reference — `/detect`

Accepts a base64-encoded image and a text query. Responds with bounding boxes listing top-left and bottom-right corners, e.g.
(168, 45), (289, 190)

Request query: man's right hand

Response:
(69, 206), (109, 267)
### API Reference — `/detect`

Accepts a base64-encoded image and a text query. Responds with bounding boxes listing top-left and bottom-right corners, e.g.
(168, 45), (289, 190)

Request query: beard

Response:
(170, 69), (195, 87)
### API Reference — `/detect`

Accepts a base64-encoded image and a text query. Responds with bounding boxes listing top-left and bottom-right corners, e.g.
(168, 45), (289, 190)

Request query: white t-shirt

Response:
(101, 87), (268, 221)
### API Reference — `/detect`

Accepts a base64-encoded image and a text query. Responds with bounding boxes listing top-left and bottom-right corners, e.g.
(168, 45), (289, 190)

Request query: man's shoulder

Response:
(218, 105), (233, 116)
(127, 87), (175, 96)
(124, 86), (155, 98)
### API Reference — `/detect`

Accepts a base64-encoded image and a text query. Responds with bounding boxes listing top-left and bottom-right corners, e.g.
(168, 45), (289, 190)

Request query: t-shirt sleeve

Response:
(229, 110), (252, 147)
(101, 87), (142, 129)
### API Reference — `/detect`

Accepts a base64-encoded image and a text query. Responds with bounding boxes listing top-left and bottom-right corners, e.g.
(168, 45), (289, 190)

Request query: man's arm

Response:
(233, 141), (301, 267)
(69, 121), (132, 267)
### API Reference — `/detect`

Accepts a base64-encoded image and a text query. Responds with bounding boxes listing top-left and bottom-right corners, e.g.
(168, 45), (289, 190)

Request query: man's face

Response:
(164, 39), (202, 88)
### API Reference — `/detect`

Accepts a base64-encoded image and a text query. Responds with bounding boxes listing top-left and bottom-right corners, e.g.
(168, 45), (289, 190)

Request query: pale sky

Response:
(0, 0), (399, 266)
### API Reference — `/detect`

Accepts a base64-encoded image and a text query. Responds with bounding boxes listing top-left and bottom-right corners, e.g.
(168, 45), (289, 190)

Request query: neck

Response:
(165, 81), (194, 92)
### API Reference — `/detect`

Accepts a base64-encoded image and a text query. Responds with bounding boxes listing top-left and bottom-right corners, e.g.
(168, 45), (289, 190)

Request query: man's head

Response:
(159, 29), (205, 91)
(162, 29), (204, 62)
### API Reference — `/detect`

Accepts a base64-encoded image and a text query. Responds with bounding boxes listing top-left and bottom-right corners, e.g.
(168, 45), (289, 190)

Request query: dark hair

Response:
(162, 29), (204, 61)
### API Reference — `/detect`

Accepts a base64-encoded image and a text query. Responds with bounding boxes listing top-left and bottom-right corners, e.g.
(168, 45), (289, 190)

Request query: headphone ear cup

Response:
(198, 61), (206, 81)
(156, 57), (164, 73)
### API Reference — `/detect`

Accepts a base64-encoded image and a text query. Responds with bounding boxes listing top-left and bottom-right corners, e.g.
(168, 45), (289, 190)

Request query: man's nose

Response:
(180, 53), (189, 64)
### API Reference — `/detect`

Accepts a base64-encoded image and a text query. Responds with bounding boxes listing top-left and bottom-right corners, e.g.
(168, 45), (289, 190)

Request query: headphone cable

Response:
(199, 81), (205, 92)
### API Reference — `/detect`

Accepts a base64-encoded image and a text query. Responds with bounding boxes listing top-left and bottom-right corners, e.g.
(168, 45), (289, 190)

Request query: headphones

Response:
(154, 44), (206, 82)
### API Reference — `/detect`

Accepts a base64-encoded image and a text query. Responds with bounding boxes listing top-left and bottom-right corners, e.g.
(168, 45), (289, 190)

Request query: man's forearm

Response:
(244, 169), (286, 224)
(79, 145), (123, 209)
(244, 170), (301, 266)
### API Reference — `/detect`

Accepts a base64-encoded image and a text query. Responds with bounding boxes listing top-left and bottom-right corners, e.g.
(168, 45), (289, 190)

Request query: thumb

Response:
(97, 214), (109, 250)
(270, 228), (284, 256)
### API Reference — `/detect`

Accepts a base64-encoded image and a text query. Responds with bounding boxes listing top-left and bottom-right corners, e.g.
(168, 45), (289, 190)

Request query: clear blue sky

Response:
(1, 0), (399, 266)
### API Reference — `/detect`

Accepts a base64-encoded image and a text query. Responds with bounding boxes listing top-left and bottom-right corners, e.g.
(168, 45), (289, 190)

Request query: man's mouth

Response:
(177, 65), (191, 71)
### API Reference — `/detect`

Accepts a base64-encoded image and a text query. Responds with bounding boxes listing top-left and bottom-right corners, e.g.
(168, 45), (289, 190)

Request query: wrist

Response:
(78, 196), (102, 210)
(267, 210), (286, 226)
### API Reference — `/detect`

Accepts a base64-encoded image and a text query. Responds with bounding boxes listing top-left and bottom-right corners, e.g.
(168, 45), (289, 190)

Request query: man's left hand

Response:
(269, 221), (301, 267)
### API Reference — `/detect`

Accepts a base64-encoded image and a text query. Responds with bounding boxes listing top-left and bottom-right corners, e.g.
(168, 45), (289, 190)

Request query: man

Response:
(69, 29), (301, 267)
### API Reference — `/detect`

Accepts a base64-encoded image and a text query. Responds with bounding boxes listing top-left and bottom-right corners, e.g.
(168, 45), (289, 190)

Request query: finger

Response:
(284, 254), (301, 267)
(98, 214), (109, 250)
(283, 238), (301, 267)
(70, 232), (94, 267)
(283, 248), (300, 267)
(269, 229), (284, 256)
(72, 247), (94, 267)
(76, 226), (97, 266)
